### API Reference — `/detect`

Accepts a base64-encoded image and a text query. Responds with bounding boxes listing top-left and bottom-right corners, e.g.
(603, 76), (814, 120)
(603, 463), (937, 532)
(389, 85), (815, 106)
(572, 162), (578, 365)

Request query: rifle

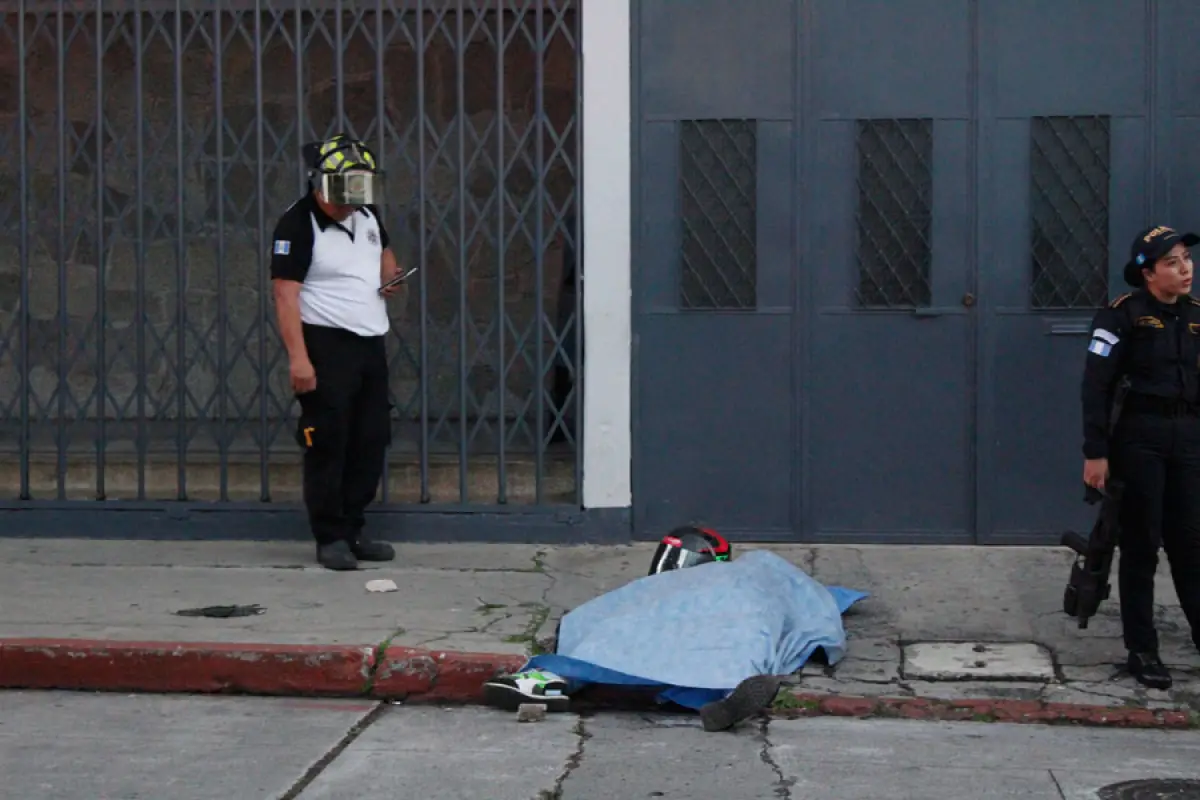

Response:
(1061, 477), (1124, 629)
(1061, 376), (1130, 629)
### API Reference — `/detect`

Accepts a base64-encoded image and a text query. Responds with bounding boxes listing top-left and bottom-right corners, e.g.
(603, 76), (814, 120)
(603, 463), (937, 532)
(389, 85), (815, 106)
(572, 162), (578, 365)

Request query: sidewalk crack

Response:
(538, 716), (589, 800)
(1048, 769), (1067, 799)
(758, 718), (795, 799)
(361, 628), (404, 695)
(278, 702), (387, 799)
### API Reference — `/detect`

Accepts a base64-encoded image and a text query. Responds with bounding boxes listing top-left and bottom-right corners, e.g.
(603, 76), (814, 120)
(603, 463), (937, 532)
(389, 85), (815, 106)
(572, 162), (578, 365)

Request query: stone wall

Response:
(0, 7), (580, 452)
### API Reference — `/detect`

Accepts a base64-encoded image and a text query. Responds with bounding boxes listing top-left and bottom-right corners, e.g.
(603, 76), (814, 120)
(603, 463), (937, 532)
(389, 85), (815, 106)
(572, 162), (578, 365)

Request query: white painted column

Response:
(580, 0), (633, 509)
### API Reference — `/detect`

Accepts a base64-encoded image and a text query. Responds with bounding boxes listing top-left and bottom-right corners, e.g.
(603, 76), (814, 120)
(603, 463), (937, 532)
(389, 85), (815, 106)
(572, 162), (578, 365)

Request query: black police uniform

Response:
(1081, 226), (1200, 687)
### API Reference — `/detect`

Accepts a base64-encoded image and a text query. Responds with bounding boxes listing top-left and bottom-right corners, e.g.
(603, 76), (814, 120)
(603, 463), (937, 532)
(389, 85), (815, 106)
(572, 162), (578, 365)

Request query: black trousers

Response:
(295, 323), (391, 546)
(1110, 410), (1200, 653)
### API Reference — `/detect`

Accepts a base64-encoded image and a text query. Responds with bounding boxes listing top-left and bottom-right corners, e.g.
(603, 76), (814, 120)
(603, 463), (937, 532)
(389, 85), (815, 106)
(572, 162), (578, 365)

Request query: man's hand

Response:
(272, 278), (316, 393)
(380, 247), (406, 298)
(381, 278), (406, 298)
(290, 357), (317, 394)
(1083, 458), (1109, 491)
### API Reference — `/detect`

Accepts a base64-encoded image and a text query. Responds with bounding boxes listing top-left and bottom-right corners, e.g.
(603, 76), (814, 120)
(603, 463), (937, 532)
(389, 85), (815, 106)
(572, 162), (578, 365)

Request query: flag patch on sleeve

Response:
(273, 240), (291, 255)
(1088, 327), (1118, 356)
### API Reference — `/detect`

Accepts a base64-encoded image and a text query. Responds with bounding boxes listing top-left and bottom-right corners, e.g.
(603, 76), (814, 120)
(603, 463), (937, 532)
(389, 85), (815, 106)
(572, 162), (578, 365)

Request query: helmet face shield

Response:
(649, 538), (710, 575)
(647, 526), (733, 576)
(318, 169), (385, 207)
(303, 134), (386, 207)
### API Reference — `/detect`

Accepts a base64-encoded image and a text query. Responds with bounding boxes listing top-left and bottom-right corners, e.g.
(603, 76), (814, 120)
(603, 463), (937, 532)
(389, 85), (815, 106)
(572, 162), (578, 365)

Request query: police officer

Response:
(1081, 225), (1200, 688)
(269, 134), (408, 571)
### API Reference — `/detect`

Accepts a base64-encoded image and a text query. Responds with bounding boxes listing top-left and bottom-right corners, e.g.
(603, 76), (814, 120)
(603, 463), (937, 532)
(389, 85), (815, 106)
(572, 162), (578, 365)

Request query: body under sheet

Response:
(523, 549), (868, 709)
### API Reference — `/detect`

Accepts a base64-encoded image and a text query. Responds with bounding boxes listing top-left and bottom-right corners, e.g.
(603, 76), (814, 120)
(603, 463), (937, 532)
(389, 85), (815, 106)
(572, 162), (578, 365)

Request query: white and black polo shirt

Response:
(269, 192), (392, 338)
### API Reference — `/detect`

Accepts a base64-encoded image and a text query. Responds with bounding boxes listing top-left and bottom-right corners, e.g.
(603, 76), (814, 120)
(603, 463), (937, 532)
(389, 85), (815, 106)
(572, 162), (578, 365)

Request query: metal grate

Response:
(0, 1), (581, 510)
(854, 118), (933, 309)
(1030, 115), (1111, 309)
(678, 119), (757, 310)
(1097, 779), (1200, 799)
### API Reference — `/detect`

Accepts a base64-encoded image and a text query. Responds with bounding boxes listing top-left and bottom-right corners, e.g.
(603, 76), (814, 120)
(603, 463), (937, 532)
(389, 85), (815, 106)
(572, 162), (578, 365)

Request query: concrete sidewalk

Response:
(1, 538), (1198, 727)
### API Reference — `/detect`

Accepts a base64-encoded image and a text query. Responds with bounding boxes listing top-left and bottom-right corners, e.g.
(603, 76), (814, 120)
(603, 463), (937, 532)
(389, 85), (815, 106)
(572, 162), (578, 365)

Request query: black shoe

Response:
(698, 675), (785, 732)
(1128, 651), (1172, 690)
(350, 533), (395, 562)
(317, 540), (359, 571)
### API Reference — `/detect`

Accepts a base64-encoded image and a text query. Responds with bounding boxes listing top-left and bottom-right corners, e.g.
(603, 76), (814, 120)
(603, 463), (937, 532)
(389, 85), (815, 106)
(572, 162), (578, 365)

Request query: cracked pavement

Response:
(2, 538), (1200, 710)
(5, 692), (1200, 799)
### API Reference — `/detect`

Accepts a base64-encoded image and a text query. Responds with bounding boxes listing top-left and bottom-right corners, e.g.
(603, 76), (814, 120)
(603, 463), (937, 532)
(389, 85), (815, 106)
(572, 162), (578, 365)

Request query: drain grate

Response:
(175, 604), (265, 618)
(1098, 779), (1200, 799)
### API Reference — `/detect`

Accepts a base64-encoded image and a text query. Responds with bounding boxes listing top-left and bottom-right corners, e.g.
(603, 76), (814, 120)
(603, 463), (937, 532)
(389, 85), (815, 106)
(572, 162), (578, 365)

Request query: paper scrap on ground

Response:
(365, 579), (398, 593)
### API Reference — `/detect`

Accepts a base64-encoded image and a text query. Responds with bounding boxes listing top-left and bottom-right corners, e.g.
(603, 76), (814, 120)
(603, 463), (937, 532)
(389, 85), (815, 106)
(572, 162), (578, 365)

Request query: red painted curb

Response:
(0, 638), (528, 705)
(773, 691), (1197, 729)
(0, 638), (375, 696)
(371, 647), (526, 702)
(0, 638), (1193, 729)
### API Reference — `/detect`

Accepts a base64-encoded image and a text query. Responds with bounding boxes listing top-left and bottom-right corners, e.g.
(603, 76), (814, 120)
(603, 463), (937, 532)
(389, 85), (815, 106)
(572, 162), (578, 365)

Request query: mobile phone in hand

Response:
(379, 266), (419, 294)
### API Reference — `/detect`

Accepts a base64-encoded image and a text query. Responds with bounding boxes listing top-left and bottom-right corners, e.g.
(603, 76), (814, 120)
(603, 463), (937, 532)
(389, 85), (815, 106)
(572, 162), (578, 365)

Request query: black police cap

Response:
(1123, 225), (1200, 287)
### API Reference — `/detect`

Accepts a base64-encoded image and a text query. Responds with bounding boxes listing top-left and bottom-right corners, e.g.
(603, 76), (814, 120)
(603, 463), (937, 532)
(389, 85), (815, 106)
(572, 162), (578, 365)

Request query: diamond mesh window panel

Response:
(854, 118), (933, 309)
(679, 119), (757, 310)
(1030, 115), (1111, 309)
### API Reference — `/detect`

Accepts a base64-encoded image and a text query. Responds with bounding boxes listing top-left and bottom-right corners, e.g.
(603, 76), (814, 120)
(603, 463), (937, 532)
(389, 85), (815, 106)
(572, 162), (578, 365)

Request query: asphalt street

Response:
(4, 691), (1200, 800)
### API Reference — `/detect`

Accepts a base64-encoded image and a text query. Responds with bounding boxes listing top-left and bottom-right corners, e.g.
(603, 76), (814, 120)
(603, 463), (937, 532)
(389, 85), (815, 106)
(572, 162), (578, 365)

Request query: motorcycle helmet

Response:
(648, 525), (732, 575)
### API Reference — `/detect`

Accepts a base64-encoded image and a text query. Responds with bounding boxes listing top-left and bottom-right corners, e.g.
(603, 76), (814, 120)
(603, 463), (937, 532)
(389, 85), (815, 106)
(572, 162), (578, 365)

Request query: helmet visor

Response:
(648, 540), (715, 575)
(673, 547), (714, 569)
(319, 170), (385, 206)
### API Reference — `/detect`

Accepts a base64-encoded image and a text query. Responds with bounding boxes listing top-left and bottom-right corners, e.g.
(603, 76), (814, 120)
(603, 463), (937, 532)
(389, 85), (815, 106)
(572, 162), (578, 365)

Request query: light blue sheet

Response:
(523, 549), (868, 710)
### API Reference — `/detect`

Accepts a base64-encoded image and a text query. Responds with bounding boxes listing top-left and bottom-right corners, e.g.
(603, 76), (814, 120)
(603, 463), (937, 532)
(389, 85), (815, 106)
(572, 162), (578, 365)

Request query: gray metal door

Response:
(1167, 3), (1200, 231)
(805, 0), (976, 542)
(632, 0), (797, 538)
(632, 0), (1162, 544)
(976, 0), (1149, 543)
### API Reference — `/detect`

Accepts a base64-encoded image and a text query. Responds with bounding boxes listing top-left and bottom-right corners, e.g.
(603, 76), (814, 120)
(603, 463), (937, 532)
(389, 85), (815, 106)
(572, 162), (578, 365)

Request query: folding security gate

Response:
(0, 0), (583, 537)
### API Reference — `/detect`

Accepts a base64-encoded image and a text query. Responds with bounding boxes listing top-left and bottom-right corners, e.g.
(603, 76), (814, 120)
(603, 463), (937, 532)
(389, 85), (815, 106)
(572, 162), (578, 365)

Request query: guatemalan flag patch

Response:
(1088, 327), (1118, 357)
(273, 240), (291, 255)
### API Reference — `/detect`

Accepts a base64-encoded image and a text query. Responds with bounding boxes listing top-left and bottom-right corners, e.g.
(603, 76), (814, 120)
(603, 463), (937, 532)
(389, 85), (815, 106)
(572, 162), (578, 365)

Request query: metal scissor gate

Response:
(0, 0), (584, 537)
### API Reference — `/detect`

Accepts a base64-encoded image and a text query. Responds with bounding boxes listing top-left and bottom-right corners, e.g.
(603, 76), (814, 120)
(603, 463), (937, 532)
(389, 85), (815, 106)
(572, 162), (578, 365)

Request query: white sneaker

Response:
(482, 669), (571, 712)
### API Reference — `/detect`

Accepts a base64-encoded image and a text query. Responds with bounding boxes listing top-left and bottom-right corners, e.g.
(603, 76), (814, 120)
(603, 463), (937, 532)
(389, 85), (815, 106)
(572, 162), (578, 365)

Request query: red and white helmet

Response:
(648, 525), (732, 575)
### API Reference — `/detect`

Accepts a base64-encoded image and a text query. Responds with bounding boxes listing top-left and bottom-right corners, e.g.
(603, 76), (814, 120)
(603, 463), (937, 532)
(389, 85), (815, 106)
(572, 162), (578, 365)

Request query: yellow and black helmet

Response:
(311, 133), (378, 174)
(303, 134), (385, 206)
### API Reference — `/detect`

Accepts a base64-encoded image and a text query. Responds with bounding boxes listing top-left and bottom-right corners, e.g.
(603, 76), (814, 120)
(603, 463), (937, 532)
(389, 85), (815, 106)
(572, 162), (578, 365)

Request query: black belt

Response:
(1123, 393), (1200, 418)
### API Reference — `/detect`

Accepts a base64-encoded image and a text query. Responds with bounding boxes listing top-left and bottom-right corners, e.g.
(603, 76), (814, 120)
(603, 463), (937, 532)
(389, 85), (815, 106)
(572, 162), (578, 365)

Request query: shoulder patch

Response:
(1110, 293), (1132, 308)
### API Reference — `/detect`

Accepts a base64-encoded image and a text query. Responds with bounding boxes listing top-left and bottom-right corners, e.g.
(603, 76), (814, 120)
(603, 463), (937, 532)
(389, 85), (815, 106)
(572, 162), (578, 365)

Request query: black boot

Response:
(698, 675), (785, 732)
(317, 540), (359, 571)
(1128, 651), (1172, 690)
(350, 532), (395, 562)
